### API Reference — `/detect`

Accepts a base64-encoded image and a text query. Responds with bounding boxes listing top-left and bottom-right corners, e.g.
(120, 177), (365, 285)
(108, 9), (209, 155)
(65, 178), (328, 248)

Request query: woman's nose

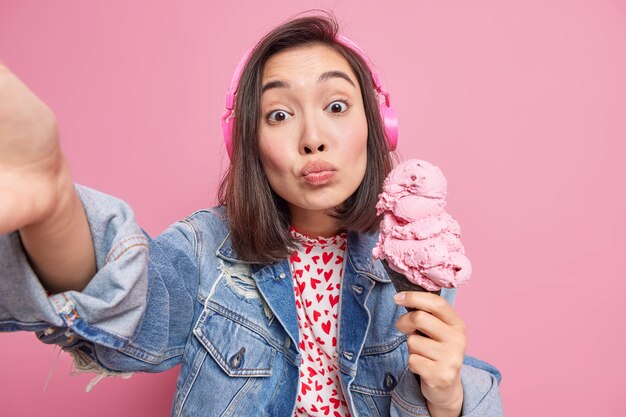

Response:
(299, 113), (327, 154)
(302, 143), (325, 154)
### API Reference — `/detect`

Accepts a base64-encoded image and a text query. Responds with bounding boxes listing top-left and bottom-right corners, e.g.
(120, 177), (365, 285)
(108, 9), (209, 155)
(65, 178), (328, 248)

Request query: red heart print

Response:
(324, 269), (333, 281)
(305, 299), (312, 307)
(313, 310), (321, 322)
(315, 380), (323, 391)
(322, 252), (333, 265)
(308, 367), (317, 377)
(321, 405), (330, 415)
(321, 320), (331, 334)
(316, 294), (324, 303)
(304, 264), (310, 272)
(335, 255), (343, 264)
(295, 269), (303, 278)
(326, 283), (334, 291)
(304, 244), (313, 254)
(311, 277), (321, 289)
(311, 404), (318, 412)
(312, 255), (320, 264)
(316, 336), (326, 345)
(332, 337), (337, 347)
(329, 295), (339, 308)
(301, 382), (311, 395)
(299, 281), (306, 293)
(317, 268), (323, 275)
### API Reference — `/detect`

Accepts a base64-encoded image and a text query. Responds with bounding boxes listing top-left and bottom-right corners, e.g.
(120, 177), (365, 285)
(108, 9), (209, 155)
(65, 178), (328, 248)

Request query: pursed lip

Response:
(301, 160), (337, 185)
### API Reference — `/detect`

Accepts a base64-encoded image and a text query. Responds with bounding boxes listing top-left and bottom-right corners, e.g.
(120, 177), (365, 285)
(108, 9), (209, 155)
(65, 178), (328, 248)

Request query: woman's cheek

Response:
(343, 127), (368, 166)
(341, 112), (368, 150)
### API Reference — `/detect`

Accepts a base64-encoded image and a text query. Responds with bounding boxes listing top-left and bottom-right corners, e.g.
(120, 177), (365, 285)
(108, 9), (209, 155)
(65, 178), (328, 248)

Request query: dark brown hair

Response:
(218, 12), (394, 263)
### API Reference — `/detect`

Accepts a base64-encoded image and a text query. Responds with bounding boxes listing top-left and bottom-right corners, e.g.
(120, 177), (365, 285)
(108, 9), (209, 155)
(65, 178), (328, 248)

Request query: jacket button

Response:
(279, 272), (286, 279)
(229, 347), (246, 369)
(383, 372), (397, 390)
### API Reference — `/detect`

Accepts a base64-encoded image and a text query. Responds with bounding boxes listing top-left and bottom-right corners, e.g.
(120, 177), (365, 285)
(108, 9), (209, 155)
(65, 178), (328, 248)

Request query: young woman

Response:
(0, 13), (502, 417)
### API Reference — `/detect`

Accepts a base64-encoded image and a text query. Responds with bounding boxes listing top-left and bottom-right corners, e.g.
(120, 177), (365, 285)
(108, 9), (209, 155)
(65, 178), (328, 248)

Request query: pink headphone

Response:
(221, 34), (398, 159)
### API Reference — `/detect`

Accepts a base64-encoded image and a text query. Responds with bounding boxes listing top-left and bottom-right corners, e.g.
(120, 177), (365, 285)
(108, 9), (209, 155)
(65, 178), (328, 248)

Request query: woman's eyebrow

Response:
(262, 80), (289, 94)
(318, 70), (355, 87)
(261, 70), (356, 94)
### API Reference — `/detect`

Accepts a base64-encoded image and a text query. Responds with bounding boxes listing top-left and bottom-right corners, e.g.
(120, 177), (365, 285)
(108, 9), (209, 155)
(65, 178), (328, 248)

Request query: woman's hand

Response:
(0, 64), (95, 293)
(0, 63), (71, 234)
(394, 291), (466, 417)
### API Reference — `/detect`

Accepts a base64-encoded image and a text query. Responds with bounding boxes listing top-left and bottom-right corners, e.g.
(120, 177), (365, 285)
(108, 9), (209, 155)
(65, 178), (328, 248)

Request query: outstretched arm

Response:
(0, 64), (95, 292)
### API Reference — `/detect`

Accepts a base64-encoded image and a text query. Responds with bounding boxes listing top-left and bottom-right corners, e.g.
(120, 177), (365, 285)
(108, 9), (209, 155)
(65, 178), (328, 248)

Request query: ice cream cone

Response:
(382, 261), (440, 312)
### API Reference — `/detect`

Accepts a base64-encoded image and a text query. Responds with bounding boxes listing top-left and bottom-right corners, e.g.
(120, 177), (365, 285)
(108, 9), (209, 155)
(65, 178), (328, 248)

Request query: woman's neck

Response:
(289, 207), (340, 238)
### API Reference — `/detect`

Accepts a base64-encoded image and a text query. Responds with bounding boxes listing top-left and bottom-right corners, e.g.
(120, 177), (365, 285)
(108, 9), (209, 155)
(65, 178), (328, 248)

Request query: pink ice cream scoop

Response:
(373, 159), (472, 293)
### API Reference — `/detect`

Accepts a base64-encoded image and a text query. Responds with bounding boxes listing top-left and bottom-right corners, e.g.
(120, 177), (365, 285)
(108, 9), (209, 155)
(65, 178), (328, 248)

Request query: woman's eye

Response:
(325, 100), (349, 114)
(266, 110), (292, 123)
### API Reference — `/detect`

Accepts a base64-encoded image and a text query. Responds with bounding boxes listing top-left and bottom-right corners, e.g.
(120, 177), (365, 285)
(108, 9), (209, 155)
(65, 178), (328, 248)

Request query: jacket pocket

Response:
(192, 306), (275, 377)
(351, 338), (406, 395)
(174, 306), (278, 416)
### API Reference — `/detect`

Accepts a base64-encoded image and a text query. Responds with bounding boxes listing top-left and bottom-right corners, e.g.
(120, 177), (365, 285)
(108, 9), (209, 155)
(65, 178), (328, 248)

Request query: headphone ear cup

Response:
(221, 113), (234, 159)
(380, 103), (398, 151)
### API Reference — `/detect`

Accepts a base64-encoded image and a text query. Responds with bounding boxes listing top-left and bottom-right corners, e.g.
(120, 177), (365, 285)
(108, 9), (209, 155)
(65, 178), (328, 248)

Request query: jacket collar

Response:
(216, 230), (391, 284)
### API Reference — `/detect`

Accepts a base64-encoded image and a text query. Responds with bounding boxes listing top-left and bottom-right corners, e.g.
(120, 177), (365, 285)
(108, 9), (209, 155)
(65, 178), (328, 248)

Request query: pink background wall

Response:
(1, 0), (624, 415)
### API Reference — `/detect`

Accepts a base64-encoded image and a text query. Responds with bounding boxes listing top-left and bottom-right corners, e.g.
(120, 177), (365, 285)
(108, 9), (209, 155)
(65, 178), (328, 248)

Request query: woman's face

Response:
(258, 43), (368, 235)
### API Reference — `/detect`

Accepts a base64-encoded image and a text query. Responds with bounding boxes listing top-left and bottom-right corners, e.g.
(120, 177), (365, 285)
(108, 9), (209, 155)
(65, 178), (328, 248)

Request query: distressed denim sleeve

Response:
(0, 184), (199, 375)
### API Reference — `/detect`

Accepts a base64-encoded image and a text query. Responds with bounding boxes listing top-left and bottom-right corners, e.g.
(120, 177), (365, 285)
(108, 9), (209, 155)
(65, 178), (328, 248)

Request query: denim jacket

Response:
(0, 185), (502, 416)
